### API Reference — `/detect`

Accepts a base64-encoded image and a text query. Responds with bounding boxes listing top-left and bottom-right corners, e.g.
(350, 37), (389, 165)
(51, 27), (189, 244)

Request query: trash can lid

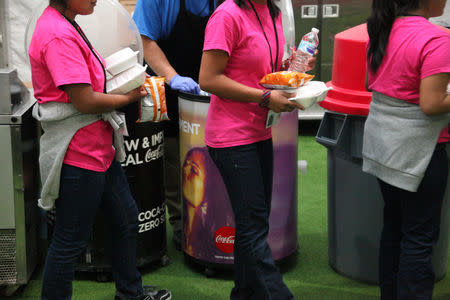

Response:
(319, 24), (372, 116)
(178, 91), (211, 103)
(322, 82), (372, 116)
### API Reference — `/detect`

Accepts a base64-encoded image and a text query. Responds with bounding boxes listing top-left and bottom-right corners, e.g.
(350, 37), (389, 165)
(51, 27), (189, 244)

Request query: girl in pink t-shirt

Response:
(199, 0), (312, 299)
(30, 1), (170, 299)
(364, 0), (450, 299)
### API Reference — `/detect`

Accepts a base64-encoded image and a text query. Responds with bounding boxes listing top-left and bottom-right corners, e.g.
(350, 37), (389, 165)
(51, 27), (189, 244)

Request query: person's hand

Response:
(267, 90), (304, 113)
(306, 50), (319, 72)
(281, 46), (297, 70)
(282, 48), (317, 72)
(126, 85), (148, 103)
(170, 74), (201, 94)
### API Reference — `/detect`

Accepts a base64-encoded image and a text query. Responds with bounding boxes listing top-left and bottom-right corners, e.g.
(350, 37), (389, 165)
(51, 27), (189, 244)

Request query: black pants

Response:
(208, 139), (294, 300)
(378, 145), (448, 300)
(42, 161), (143, 300)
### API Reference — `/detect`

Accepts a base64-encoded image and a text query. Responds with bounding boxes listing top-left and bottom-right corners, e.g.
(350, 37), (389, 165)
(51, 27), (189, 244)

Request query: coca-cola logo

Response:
(215, 235), (235, 244)
(214, 226), (235, 254)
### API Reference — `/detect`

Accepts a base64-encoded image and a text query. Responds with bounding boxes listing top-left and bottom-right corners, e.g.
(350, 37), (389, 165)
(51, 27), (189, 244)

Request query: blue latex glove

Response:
(169, 74), (201, 94)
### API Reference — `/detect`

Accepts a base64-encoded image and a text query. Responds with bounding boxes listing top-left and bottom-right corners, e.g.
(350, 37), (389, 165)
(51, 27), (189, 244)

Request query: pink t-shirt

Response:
(368, 17), (450, 143)
(29, 7), (115, 172)
(203, 0), (285, 148)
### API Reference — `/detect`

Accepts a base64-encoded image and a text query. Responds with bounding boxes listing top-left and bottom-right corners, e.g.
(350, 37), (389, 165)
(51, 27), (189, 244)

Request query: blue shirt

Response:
(133, 0), (216, 41)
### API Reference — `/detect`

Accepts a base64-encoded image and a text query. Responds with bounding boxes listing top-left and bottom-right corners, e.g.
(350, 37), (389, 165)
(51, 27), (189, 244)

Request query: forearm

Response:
(86, 92), (133, 114)
(63, 84), (136, 114)
(79, 92), (134, 114)
(420, 74), (450, 116)
(199, 51), (299, 112)
(421, 94), (450, 115)
(142, 35), (177, 84)
(200, 73), (264, 104)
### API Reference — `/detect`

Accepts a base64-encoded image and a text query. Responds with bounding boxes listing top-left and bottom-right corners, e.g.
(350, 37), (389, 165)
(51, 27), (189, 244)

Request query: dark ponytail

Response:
(217, 0), (280, 18)
(367, 0), (420, 73)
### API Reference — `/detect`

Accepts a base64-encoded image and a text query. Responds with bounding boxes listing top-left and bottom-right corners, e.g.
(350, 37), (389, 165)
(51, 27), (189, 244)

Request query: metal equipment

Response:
(0, 0), (40, 295)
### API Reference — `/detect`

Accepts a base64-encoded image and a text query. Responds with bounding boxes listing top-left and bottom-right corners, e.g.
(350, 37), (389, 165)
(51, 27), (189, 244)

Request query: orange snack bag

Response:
(259, 71), (314, 89)
(137, 76), (169, 123)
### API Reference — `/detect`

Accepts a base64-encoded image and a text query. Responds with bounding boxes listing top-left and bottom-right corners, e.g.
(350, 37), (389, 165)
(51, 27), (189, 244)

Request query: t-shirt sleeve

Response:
(203, 10), (239, 56)
(421, 35), (450, 79)
(132, 0), (163, 40)
(43, 38), (92, 88)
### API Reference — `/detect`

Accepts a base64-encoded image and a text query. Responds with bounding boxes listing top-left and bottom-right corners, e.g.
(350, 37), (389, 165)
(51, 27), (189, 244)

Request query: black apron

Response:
(147, 0), (215, 137)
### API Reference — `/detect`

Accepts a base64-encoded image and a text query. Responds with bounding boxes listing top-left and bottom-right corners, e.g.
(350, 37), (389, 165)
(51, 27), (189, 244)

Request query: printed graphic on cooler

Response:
(138, 204), (166, 234)
(215, 226), (235, 254)
(179, 119), (201, 136)
(122, 131), (164, 167)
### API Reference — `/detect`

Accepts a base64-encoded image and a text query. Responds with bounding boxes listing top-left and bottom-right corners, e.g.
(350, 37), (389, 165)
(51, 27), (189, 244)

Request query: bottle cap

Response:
(312, 27), (320, 34)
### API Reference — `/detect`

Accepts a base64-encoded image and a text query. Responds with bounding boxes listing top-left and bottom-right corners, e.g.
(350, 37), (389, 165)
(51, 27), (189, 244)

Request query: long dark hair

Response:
(217, 0), (280, 18)
(366, 0), (420, 73)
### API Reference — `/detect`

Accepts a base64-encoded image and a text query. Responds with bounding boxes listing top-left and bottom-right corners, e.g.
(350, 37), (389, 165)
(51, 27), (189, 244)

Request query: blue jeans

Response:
(208, 139), (294, 300)
(378, 145), (448, 300)
(41, 161), (143, 300)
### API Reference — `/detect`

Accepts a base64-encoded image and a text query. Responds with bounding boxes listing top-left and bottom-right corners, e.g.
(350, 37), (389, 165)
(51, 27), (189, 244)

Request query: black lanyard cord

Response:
(247, 0), (279, 73)
(61, 14), (107, 94)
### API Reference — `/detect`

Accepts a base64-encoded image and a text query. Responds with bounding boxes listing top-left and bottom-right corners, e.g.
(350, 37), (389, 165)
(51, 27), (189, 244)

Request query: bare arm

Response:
(62, 84), (146, 114)
(141, 35), (177, 85)
(199, 50), (303, 112)
(419, 73), (450, 115)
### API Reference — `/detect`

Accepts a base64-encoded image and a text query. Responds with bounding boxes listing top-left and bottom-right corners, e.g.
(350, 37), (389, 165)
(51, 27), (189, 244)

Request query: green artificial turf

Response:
(7, 131), (450, 300)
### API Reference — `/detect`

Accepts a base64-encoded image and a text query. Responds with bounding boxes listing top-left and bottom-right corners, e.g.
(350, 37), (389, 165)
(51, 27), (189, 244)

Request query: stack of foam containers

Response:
(105, 47), (146, 94)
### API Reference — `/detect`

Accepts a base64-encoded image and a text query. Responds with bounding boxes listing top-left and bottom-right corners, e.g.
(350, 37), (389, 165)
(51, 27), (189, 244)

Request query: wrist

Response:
(259, 89), (271, 108)
(125, 93), (137, 105)
(167, 73), (179, 85)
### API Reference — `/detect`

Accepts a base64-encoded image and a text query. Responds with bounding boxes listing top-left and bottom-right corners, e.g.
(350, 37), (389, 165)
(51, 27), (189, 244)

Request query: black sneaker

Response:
(141, 286), (171, 300)
(115, 286), (171, 300)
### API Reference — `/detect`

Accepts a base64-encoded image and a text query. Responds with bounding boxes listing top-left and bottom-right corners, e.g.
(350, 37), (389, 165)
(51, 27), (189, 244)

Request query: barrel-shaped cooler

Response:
(178, 92), (299, 273)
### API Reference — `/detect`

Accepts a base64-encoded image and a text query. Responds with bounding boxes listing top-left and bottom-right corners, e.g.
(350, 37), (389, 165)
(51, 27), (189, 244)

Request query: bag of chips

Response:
(137, 76), (169, 123)
(259, 71), (315, 90)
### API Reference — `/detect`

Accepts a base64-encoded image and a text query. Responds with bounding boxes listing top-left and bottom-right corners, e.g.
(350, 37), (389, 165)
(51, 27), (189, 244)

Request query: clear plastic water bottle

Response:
(289, 27), (319, 73)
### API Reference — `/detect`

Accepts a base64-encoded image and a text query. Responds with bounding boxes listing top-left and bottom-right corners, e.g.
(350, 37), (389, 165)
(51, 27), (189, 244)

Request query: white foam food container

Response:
(106, 64), (146, 95)
(288, 81), (332, 109)
(104, 47), (140, 76)
(106, 70), (113, 81)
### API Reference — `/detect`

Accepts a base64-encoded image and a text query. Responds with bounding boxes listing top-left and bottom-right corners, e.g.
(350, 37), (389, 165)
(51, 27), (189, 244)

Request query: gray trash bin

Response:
(315, 23), (450, 284)
(316, 111), (450, 284)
